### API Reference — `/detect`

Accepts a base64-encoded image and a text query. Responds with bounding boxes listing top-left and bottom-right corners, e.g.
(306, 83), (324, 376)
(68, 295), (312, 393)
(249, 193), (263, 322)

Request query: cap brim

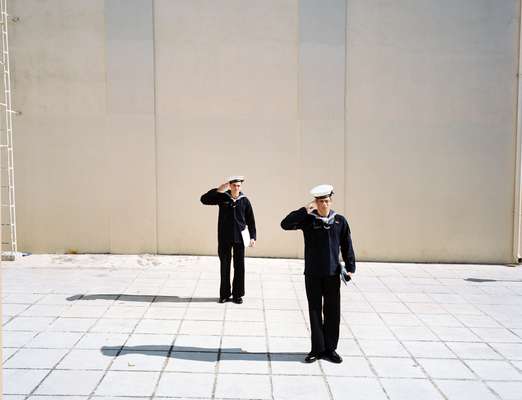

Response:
(314, 194), (332, 199)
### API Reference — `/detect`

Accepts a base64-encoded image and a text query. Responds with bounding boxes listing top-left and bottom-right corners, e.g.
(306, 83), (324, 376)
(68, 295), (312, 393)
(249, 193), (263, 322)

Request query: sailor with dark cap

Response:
(281, 184), (356, 364)
(200, 176), (256, 304)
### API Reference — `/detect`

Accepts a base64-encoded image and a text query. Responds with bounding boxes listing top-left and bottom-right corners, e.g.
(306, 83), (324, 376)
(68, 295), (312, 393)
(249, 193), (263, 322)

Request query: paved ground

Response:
(2, 254), (522, 400)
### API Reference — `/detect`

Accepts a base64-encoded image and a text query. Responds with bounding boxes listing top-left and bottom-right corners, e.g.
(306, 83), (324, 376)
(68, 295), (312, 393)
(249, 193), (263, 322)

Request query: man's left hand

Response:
(250, 239), (256, 247)
(341, 269), (353, 282)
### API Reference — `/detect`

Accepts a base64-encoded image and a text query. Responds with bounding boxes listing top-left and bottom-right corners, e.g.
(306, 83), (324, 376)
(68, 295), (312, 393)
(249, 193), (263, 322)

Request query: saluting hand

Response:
(217, 182), (230, 193)
(306, 202), (316, 213)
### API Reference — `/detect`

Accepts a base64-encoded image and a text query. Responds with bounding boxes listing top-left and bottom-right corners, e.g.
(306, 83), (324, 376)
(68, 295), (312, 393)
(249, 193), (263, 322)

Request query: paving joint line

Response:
(375, 273), (504, 400)
(84, 263), (159, 400)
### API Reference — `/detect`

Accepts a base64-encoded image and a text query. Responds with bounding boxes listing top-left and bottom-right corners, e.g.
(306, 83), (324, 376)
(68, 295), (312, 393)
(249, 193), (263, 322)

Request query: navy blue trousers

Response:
(305, 274), (341, 355)
(218, 241), (245, 299)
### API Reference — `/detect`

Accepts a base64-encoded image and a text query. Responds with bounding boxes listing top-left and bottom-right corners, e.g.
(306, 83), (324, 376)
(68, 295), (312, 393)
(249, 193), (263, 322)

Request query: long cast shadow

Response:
(67, 294), (218, 303)
(101, 345), (307, 362)
(465, 278), (522, 283)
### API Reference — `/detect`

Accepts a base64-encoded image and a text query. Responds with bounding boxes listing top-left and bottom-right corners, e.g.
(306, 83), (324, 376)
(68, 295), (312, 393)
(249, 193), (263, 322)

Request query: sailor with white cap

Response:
(200, 176), (257, 304)
(281, 184), (356, 364)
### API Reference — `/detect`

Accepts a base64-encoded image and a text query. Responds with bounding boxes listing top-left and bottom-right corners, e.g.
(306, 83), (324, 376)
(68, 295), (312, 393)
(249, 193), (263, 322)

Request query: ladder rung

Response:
(1, 223), (13, 226)
(1, 204), (14, 207)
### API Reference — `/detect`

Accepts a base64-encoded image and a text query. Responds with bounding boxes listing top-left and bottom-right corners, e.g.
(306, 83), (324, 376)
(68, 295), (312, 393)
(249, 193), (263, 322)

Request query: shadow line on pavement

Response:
(465, 278), (522, 283)
(101, 345), (308, 362)
(67, 294), (219, 303)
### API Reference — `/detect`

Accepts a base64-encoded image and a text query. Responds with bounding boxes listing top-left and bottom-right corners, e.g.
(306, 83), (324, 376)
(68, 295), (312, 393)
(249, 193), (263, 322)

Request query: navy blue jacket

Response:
(281, 207), (356, 277)
(201, 189), (257, 244)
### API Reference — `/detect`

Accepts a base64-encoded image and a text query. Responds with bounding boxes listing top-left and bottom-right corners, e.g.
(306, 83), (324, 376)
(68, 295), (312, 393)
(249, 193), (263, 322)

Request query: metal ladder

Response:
(0, 0), (17, 261)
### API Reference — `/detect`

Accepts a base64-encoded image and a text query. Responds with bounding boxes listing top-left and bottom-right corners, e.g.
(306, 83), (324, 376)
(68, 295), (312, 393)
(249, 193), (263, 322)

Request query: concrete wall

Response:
(8, 0), (521, 263)
(11, 0), (110, 253)
(346, 0), (520, 263)
(154, 0), (301, 257)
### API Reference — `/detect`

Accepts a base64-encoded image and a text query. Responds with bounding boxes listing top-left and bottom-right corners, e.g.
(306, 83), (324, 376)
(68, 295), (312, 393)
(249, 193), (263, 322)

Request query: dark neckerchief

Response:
(225, 190), (246, 202)
(311, 209), (336, 225)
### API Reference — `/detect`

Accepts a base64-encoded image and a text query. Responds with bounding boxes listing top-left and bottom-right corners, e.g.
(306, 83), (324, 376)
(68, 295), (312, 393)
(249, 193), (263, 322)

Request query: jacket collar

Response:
(225, 190), (246, 201)
(311, 209), (336, 224)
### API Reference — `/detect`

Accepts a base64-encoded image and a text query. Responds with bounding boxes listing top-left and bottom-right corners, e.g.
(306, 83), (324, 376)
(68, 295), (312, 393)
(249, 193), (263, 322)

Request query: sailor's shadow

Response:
(67, 294), (218, 303)
(102, 345), (307, 362)
(464, 278), (522, 283)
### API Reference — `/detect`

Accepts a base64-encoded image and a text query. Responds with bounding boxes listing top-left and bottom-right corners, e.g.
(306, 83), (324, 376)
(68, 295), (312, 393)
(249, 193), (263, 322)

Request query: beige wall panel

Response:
(156, 118), (302, 257)
(10, 1), (110, 253)
(107, 116), (156, 253)
(105, 0), (154, 115)
(155, 0), (298, 119)
(299, 0), (345, 120)
(296, 0), (347, 258)
(10, 1), (106, 116)
(15, 117), (110, 253)
(155, 0), (301, 257)
(6, 0), (520, 262)
(299, 120), (345, 208)
(105, 0), (156, 253)
(105, 38), (154, 115)
(346, 0), (519, 262)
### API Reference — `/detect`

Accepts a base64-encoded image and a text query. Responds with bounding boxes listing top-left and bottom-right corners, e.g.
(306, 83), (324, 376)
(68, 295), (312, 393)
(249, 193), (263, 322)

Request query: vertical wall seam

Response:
(296, 0), (302, 258)
(344, 0), (348, 216)
(513, 0), (522, 262)
(152, 0), (159, 254)
(103, 2), (112, 254)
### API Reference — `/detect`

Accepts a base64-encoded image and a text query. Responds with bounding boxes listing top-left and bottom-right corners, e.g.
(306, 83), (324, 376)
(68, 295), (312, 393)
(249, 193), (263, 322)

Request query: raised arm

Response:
(280, 207), (310, 230)
(200, 183), (229, 205)
(200, 188), (226, 205)
(340, 219), (356, 273)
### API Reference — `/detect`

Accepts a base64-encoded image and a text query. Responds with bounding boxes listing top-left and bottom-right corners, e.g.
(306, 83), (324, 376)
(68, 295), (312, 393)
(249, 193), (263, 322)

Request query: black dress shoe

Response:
(232, 297), (243, 304)
(218, 297), (230, 303)
(304, 353), (321, 363)
(323, 350), (343, 363)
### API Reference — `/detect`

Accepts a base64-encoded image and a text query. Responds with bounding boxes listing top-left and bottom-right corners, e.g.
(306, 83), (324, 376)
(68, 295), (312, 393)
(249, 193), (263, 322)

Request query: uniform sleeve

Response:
(245, 199), (257, 240)
(200, 188), (225, 205)
(280, 207), (309, 230)
(340, 218), (356, 273)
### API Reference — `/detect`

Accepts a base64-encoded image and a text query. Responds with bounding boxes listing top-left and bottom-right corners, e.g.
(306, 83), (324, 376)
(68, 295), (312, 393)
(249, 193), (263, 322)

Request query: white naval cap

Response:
(227, 175), (245, 183)
(310, 184), (334, 199)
